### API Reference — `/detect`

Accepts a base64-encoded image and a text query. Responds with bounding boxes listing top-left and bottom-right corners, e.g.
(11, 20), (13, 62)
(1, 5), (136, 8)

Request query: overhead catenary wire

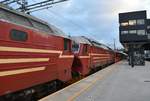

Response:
(15, 0), (68, 13)
(45, 9), (98, 40)
(28, 0), (94, 38)
(0, 0), (23, 6)
(0, 0), (11, 4)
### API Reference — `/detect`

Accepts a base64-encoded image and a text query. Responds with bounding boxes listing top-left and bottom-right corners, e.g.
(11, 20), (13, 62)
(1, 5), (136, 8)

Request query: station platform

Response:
(39, 61), (150, 101)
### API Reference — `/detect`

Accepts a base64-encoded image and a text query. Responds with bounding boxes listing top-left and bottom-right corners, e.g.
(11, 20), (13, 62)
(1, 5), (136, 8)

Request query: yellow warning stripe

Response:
(90, 53), (110, 56)
(78, 53), (110, 59)
(0, 67), (46, 76)
(0, 46), (61, 53)
(78, 56), (90, 59)
(0, 46), (110, 59)
(93, 57), (110, 59)
(0, 58), (49, 64)
(59, 55), (74, 58)
(0, 46), (74, 58)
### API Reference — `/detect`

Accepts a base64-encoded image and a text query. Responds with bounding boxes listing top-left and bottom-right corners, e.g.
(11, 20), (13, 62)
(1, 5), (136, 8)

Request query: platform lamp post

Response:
(113, 38), (116, 51)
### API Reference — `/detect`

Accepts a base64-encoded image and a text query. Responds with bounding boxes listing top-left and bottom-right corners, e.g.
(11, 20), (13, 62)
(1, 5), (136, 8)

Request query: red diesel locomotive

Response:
(0, 5), (74, 100)
(0, 5), (124, 101)
(71, 36), (115, 76)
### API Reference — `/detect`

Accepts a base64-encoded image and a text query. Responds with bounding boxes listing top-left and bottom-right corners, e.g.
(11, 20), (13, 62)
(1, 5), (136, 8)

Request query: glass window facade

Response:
(129, 20), (136, 25)
(121, 19), (145, 26)
(137, 30), (145, 35)
(121, 31), (128, 34)
(147, 26), (150, 29)
(137, 19), (145, 25)
(119, 11), (147, 43)
(121, 22), (128, 26)
(129, 30), (136, 34)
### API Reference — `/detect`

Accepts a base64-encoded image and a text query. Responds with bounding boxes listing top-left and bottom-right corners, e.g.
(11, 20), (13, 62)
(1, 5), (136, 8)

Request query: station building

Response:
(119, 10), (147, 43)
(119, 10), (150, 65)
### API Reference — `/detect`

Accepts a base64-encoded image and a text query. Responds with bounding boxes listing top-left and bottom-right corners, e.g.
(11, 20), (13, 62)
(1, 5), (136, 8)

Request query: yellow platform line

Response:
(40, 62), (121, 101)
(67, 66), (118, 101)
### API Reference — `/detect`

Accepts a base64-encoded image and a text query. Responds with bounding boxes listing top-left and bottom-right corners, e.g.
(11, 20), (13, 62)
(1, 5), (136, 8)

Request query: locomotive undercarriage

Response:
(0, 80), (63, 101)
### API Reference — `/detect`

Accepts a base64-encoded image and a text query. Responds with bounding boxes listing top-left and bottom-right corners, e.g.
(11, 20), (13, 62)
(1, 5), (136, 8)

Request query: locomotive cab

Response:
(56, 38), (74, 82)
(71, 36), (91, 77)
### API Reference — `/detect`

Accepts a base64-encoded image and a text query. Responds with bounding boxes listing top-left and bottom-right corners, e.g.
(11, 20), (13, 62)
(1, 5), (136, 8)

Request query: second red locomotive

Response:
(71, 36), (115, 77)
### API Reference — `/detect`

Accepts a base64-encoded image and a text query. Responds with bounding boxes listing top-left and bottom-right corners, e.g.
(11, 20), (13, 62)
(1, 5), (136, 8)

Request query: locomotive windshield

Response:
(72, 41), (80, 53)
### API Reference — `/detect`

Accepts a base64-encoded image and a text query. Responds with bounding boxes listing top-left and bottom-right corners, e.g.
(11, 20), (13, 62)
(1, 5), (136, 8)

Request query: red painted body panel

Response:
(0, 20), (74, 96)
(80, 58), (90, 75)
(115, 52), (122, 62)
(57, 58), (73, 81)
(90, 45), (115, 68)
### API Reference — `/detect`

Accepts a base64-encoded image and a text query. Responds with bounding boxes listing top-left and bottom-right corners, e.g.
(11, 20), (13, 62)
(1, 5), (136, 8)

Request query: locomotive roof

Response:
(0, 4), (69, 39)
(115, 51), (127, 56)
(71, 36), (92, 45)
(82, 36), (112, 50)
(92, 41), (112, 50)
(71, 36), (112, 50)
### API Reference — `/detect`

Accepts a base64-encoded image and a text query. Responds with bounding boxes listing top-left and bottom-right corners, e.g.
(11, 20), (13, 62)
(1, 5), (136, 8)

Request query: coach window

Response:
(10, 29), (28, 42)
(129, 20), (136, 26)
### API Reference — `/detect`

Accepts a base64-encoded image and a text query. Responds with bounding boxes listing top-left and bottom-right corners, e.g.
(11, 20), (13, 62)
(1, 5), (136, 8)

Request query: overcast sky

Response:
(29, 0), (150, 49)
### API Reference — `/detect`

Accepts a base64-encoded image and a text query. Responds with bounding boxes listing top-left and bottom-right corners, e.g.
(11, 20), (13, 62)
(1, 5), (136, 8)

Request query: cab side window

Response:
(72, 41), (79, 53)
(83, 45), (88, 54)
(10, 29), (28, 42)
(64, 39), (69, 51)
